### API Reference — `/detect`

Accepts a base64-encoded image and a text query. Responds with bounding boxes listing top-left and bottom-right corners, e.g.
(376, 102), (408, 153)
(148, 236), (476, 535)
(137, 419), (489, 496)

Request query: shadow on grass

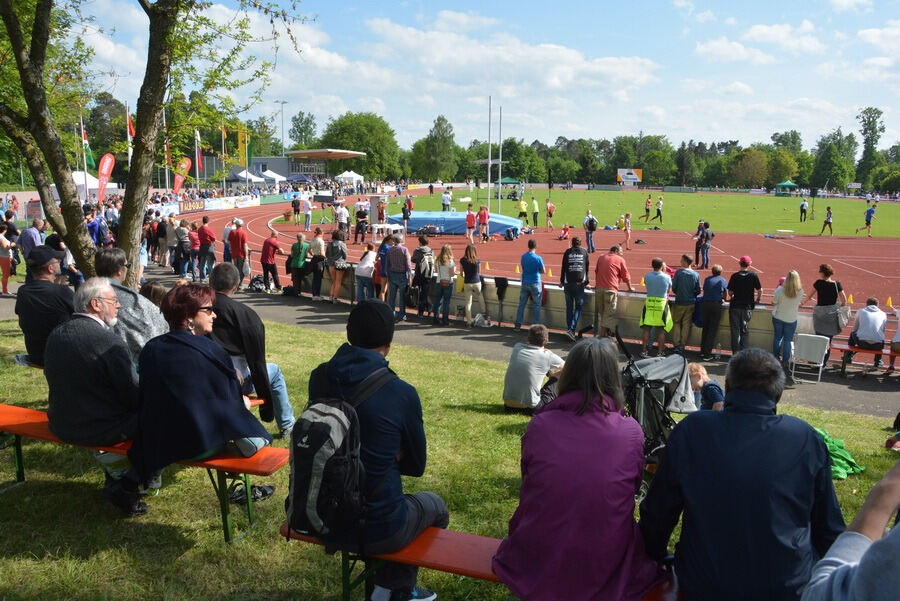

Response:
(446, 402), (509, 415)
(0, 479), (193, 560)
(496, 423), (527, 437)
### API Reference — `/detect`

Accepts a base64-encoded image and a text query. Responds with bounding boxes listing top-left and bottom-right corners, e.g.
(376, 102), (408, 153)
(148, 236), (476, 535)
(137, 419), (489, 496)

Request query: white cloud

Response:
(433, 10), (499, 32)
(858, 20), (900, 58)
(742, 20), (826, 54)
(695, 10), (716, 23)
(695, 37), (775, 64)
(829, 0), (873, 12)
(673, 0), (694, 13)
(725, 17), (737, 25)
(681, 78), (708, 92)
(356, 96), (386, 115)
(721, 81), (754, 95)
(640, 105), (667, 123)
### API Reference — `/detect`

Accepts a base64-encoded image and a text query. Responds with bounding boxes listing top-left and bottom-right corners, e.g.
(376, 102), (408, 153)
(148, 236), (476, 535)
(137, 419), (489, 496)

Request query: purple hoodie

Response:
(493, 390), (666, 600)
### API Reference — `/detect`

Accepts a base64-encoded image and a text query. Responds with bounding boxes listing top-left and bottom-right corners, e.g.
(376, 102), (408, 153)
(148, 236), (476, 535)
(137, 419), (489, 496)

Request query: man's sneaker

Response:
(565, 330), (576, 342)
(275, 426), (293, 440)
(388, 586), (437, 601)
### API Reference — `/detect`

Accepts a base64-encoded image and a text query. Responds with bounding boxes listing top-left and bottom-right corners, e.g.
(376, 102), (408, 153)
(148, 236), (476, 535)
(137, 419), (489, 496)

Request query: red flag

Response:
(127, 113), (136, 138)
(96, 153), (116, 203)
(195, 130), (203, 172)
(172, 157), (192, 194)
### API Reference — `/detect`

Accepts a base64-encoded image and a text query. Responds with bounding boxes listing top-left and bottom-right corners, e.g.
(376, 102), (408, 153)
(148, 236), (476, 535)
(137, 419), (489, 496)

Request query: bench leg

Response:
(210, 469), (234, 543)
(841, 352), (850, 378)
(242, 473), (254, 526)
(340, 550), (382, 601)
(0, 434), (25, 495)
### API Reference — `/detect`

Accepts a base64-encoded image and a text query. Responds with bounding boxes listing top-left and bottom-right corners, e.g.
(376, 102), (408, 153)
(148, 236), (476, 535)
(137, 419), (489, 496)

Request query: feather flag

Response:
(81, 124), (96, 169)
(127, 113), (136, 138)
(195, 129), (203, 172)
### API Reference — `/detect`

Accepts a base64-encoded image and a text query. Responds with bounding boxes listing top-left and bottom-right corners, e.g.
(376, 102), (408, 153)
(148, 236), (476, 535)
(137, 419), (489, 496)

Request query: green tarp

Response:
(814, 428), (865, 479)
(775, 180), (798, 188)
(494, 177), (520, 185)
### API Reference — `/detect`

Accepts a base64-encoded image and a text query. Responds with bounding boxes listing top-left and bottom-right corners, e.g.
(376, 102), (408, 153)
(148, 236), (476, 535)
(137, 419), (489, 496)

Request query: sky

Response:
(83, 0), (900, 153)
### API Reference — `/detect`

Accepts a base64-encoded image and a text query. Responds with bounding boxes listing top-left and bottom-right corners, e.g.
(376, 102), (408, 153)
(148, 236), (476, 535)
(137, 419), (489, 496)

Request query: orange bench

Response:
(0, 403), (289, 542)
(280, 522), (680, 600)
(831, 342), (900, 377)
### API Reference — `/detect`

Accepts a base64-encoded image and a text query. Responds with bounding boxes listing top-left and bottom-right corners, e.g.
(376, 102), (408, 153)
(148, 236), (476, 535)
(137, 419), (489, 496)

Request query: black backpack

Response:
(247, 274), (266, 292)
(286, 367), (397, 538)
(587, 216), (598, 231)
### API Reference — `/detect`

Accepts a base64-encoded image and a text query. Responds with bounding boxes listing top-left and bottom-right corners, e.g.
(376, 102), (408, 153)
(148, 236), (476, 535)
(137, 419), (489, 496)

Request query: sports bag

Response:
(286, 367), (397, 538)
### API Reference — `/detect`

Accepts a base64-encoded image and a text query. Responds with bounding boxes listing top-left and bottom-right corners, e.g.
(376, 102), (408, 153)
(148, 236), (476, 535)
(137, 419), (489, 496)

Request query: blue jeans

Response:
(434, 283), (453, 325)
(241, 362), (294, 430)
(356, 276), (374, 302)
(700, 243), (710, 269)
(515, 282), (542, 327)
(388, 272), (408, 318)
(198, 244), (215, 279)
(304, 213), (312, 230)
(772, 317), (798, 367)
(585, 230), (595, 252)
(564, 283), (586, 332)
(223, 242), (232, 264)
(188, 249), (199, 280)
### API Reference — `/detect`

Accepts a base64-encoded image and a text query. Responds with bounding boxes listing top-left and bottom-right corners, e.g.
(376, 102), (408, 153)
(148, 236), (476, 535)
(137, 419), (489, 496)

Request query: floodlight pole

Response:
(486, 96), (492, 212)
(276, 100), (288, 157)
(497, 106), (503, 214)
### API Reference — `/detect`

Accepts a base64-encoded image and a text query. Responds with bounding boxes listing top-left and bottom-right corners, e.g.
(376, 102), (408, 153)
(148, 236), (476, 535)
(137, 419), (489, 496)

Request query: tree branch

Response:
(137, 0), (154, 17)
(0, 0), (31, 77)
(29, 0), (52, 74)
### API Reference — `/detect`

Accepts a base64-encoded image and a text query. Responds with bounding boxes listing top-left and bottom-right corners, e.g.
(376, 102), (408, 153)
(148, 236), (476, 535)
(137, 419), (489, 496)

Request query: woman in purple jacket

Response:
(493, 337), (666, 601)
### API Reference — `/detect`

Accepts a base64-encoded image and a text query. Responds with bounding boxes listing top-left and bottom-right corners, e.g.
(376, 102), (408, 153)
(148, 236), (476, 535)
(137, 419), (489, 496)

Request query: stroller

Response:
(615, 328), (696, 468)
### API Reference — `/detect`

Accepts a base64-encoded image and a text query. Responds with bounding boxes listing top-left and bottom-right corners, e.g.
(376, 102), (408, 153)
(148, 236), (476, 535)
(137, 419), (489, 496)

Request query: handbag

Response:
(333, 259), (350, 271)
(835, 282), (850, 328)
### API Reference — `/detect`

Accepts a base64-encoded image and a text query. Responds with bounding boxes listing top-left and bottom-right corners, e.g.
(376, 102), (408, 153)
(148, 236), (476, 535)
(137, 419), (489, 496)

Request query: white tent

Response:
(50, 171), (102, 201)
(336, 170), (364, 183)
(235, 169), (265, 183)
(262, 169), (286, 183)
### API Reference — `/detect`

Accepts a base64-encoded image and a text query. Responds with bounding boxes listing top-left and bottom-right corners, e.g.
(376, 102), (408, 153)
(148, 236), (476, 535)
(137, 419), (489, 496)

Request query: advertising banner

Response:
(160, 202), (180, 217)
(235, 195), (260, 209)
(204, 199), (224, 211)
(96, 153), (116, 203)
(178, 198), (205, 214)
(616, 168), (643, 185)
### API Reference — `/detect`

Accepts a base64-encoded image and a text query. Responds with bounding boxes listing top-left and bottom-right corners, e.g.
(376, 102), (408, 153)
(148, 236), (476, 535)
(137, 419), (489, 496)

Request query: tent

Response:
(494, 176), (520, 185)
(225, 167), (264, 183)
(261, 169), (286, 183)
(335, 170), (364, 183)
(775, 180), (798, 197)
(50, 171), (101, 201)
(287, 173), (313, 183)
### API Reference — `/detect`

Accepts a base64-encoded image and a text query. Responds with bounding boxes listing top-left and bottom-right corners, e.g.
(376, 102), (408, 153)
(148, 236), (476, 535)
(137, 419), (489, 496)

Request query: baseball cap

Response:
(739, 255), (752, 266)
(26, 245), (66, 268)
(233, 218), (243, 226)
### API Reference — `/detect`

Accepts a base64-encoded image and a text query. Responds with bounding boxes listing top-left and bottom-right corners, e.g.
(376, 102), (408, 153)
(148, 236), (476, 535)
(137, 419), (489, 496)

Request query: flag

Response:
(195, 129), (203, 172)
(237, 126), (248, 167)
(127, 113), (136, 138)
(82, 126), (96, 169)
(126, 104), (134, 167)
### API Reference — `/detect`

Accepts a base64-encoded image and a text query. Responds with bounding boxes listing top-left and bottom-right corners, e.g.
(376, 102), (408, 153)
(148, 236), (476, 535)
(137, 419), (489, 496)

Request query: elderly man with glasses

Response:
(94, 248), (168, 363)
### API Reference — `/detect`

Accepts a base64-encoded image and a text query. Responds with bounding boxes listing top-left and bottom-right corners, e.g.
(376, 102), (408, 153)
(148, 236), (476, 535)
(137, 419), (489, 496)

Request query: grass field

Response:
(399, 189), (900, 239)
(0, 319), (897, 600)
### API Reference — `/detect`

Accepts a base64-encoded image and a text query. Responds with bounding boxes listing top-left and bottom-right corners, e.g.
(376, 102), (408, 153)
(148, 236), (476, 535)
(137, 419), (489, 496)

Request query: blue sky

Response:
(86, 0), (899, 153)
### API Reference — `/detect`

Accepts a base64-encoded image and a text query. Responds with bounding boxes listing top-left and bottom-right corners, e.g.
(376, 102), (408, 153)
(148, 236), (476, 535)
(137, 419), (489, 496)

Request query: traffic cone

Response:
(886, 296), (892, 307)
(515, 265), (521, 274)
(640, 277), (645, 286)
(484, 262), (490, 271)
(847, 294), (853, 304)
(547, 268), (553, 277)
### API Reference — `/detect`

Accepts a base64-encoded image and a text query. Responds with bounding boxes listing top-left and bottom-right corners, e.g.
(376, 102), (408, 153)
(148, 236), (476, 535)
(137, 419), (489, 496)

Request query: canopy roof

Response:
(261, 169), (286, 182)
(775, 180), (798, 188)
(495, 176), (520, 185)
(226, 167), (264, 183)
(286, 148), (367, 161)
(70, 170), (100, 188)
(336, 170), (364, 182)
(287, 173), (313, 183)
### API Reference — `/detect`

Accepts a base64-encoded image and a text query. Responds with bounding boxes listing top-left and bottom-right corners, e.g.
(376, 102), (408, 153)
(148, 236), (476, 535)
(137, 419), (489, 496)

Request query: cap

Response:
(26, 245), (66, 268)
(739, 255), (752, 266)
(233, 218), (243, 226)
(346, 300), (394, 349)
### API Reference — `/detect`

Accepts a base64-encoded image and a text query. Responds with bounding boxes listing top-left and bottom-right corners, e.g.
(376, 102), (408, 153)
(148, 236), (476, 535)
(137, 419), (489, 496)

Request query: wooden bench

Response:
(280, 522), (680, 600)
(0, 403), (289, 542)
(831, 342), (900, 377)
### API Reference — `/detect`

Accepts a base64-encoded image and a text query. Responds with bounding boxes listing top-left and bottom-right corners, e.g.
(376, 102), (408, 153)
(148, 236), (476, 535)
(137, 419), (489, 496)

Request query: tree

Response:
(770, 130), (802, 155)
(856, 107), (886, 189)
(767, 148), (798, 186)
(288, 110), (316, 148)
(546, 154), (579, 185)
(728, 149), (768, 187)
(318, 112), (401, 180)
(422, 115), (457, 182)
(642, 149), (676, 185)
(0, 0), (299, 286)
(675, 142), (701, 186)
(794, 151), (815, 188)
(815, 127), (858, 167)
(811, 143), (854, 190)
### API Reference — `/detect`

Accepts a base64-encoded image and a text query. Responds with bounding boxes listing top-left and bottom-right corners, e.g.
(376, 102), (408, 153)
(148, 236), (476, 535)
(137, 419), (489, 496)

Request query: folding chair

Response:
(790, 334), (830, 383)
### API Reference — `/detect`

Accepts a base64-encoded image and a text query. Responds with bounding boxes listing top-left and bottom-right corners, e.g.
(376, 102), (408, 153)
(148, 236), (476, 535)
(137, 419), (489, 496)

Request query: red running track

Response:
(195, 201), (899, 308)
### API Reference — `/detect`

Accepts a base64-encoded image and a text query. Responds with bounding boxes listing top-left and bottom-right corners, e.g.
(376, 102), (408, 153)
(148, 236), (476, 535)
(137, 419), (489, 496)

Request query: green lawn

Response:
(0, 318), (895, 600)
(408, 189), (899, 238)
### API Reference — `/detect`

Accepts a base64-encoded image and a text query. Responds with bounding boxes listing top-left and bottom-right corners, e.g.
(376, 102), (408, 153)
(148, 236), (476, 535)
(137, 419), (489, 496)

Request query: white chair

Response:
(790, 334), (830, 383)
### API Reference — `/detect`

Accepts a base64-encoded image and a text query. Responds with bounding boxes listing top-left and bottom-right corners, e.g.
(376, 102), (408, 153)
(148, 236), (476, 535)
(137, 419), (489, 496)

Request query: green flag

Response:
(82, 126), (96, 169)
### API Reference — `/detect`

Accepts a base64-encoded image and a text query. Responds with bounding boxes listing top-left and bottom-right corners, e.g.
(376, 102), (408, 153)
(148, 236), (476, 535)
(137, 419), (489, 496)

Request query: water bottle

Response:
(714, 342), (722, 361)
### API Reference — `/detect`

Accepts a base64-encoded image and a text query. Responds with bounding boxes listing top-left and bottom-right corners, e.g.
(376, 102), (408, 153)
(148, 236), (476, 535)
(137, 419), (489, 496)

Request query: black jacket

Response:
(15, 280), (74, 366)
(208, 292), (274, 422)
(639, 388), (845, 601)
(560, 246), (589, 286)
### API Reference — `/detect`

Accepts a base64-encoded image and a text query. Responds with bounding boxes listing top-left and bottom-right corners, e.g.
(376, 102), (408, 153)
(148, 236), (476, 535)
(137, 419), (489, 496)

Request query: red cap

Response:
(739, 255), (752, 266)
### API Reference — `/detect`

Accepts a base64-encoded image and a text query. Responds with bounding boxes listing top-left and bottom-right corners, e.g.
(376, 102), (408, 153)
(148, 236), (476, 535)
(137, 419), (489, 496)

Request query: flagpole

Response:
(486, 95), (492, 213)
(221, 123), (226, 193)
(80, 113), (89, 203)
(194, 130), (200, 191)
(244, 127), (248, 192)
(162, 109), (170, 192)
(497, 106), (503, 214)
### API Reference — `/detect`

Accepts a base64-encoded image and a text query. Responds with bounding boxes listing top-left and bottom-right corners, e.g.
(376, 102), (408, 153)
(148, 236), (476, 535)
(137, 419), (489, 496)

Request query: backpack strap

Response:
(347, 367), (397, 408)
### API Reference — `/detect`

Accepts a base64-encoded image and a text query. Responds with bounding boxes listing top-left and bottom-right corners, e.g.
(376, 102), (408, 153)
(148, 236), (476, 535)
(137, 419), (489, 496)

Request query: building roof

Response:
(285, 148), (367, 160)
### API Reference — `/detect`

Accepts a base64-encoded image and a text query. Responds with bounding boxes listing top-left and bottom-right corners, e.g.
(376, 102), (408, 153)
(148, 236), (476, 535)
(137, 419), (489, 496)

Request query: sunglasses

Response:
(197, 306), (215, 314)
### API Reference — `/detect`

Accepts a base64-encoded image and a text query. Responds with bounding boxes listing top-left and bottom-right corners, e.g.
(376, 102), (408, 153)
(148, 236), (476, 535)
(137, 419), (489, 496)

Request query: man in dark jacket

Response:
(308, 300), (447, 601)
(15, 245), (73, 365)
(560, 236), (589, 341)
(208, 262), (291, 436)
(639, 348), (845, 601)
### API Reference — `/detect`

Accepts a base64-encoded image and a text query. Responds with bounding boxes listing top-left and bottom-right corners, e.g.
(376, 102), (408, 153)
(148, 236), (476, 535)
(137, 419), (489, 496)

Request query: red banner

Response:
(172, 157), (192, 194)
(96, 153), (116, 203)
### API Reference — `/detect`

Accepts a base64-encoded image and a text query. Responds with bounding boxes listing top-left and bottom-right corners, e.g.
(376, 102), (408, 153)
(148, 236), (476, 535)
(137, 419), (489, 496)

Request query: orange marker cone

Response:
(886, 296), (892, 307)
(847, 294), (854, 304)
(484, 262), (490, 271)
(515, 264), (521, 274)
(547, 268), (553, 277)
(640, 277), (645, 286)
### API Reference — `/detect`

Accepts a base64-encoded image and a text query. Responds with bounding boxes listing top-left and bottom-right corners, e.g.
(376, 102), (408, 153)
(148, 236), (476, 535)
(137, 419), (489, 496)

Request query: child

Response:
(689, 363), (724, 411)
(622, 212), (632, 250)
(557, 223), (570, 240)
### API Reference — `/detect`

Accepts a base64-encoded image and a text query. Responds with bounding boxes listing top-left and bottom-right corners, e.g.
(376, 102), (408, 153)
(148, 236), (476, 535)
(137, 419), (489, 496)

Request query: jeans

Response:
(564, 283), (585, 332)
(304, 213), (312, 230)
(356, 275), (374, 302)
(585, 230), (595, 252)
(416, 279), (432, 315)
(388, 272), (408, 318)
(188, 249), (199, 280)
(240, 362), (294, 430)
(515, 282), (542, 327)
(310, 258), (324, 297)
(700, 243), (710, 269)
(223, 242), (232, 264)
(772, 317), (798, 367)
(729, 305), (753, 352)
(434, 283), (453, 325)
(262, 262), (281, 290)
(198, 244), (215, 279)
(233, 257), (247, 286)
(700, 301), (723, 355)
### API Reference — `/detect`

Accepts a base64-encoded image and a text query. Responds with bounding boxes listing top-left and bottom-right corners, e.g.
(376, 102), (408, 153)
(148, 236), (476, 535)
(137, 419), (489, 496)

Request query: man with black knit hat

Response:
(308, 299), (447, 601)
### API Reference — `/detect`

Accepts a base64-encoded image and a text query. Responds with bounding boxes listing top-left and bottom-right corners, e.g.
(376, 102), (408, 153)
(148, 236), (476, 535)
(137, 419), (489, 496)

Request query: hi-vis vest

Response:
(640, 296), (673, 331)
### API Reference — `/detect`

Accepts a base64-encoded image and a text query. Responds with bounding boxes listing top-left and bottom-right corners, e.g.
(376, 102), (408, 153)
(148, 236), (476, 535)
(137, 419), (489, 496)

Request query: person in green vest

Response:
(639, 257), (673, 357)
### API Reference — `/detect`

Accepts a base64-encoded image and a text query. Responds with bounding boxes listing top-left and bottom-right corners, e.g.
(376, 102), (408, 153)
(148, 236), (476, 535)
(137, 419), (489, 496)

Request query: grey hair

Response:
(725, 348), (786, 402)
(556, 337), (625, 415)
(210, 262), (240, 292)
(73, 277), (113, 313)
